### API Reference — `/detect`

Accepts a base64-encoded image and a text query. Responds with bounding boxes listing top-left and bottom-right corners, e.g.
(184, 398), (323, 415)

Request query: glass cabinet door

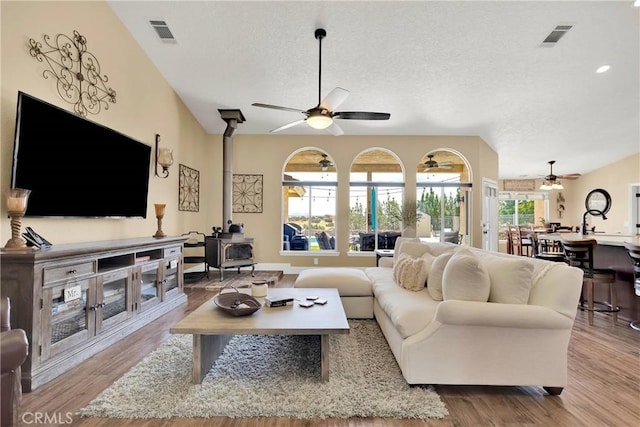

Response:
(42, 278), (95, 360)
(162, 257), (181, 301)
(96, 269), (133, 333)
(137, 262), (161, 311)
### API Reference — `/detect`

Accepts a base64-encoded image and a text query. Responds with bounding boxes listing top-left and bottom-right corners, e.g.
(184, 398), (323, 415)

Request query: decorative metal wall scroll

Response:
(179, 164), (200, 212)
(233, 174), (263, 213)
(28, 30), (116, 116)
(556, 192), (565, 218)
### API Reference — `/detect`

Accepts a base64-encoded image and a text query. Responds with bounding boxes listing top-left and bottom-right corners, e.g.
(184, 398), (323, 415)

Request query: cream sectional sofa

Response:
(364, 238), (583, 395)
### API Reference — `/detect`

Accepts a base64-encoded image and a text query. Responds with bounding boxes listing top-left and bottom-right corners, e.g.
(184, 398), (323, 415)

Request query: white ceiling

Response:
(107, 0), (639, 179)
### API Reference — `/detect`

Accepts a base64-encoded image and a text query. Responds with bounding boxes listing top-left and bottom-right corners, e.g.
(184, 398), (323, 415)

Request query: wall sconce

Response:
(4, 188), (31, 249)
(154, 134), (174, 178)
(455, 194), (465, 207)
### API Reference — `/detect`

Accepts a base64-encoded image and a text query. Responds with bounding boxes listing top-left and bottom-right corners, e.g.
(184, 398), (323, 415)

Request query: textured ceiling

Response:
(107, 0), (639, 179)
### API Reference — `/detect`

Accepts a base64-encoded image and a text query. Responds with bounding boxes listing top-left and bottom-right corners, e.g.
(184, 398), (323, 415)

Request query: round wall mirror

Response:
(585, 188), (611, 215)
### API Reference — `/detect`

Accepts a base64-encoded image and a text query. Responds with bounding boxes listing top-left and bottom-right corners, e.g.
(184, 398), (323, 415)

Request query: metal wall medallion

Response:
(28, 30), (116, 116)
(233, 174), (263, 213)
(179, 164), (200, 212)
(585, 188), (612, 215)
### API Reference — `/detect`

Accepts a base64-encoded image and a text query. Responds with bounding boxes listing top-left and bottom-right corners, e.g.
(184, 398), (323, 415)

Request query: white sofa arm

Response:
(434, 300), (574, 330)
(378, 257), (394, 268)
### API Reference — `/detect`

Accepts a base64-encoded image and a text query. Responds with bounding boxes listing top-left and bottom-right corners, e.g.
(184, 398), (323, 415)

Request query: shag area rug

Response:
(79, 320), (448, 420)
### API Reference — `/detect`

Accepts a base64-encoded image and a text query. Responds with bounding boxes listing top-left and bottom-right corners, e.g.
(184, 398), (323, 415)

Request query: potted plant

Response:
(399, 199), (421, 238)
(538, 217), (550, 228)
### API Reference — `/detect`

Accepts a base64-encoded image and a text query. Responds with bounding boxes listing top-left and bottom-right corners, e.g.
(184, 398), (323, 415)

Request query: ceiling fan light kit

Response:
(252, 28), (390, 135)
(539, 160), (576, 190)
(540, 181), (563, 191)
(423, 154), (454, 171)
(318, 153), (334, 171)
(307, 110), (333, 129)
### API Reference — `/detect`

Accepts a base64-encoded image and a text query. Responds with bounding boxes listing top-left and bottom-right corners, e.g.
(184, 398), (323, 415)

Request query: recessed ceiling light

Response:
(596, 65), (611, 74)
(634, 0), (640, 7)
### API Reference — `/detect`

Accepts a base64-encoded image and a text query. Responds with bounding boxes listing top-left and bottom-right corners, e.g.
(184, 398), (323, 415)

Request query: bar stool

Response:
(623, 242), (640, 331)
(562, 238), (619, 325)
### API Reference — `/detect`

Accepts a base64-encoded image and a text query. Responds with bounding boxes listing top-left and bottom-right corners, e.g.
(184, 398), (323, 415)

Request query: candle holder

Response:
(153, 203), (166, 238)
(4, 188), (31, 250)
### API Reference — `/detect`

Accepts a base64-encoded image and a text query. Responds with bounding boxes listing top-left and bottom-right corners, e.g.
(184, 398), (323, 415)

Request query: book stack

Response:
(264, 296), (294, 308)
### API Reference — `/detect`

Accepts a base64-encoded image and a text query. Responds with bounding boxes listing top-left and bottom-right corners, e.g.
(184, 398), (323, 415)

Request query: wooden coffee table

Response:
(170, 287), (349, 383)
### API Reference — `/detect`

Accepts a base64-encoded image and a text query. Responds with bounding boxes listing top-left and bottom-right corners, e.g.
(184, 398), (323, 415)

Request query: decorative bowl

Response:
(214, 286), (262, 316)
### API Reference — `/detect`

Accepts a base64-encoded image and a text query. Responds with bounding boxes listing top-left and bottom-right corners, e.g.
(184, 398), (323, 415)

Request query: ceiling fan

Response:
(424, 154), (454, 171)
(539, 160), (581, 190)
(318, 154), (334, 171)
(252, 28), (390, 136)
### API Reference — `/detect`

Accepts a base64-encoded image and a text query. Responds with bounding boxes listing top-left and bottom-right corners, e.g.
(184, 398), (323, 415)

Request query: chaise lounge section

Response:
(295, 238), (583, 394)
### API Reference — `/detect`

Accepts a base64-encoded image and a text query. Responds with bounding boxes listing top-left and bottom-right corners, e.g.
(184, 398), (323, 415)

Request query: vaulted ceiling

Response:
(108, 0), (639, 179)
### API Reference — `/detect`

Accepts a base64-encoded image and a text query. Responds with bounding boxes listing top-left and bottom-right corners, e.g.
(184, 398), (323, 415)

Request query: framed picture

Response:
(178, 164), (200, 212)
(233, 174), (263, 213)
(503, 179), (536, 192)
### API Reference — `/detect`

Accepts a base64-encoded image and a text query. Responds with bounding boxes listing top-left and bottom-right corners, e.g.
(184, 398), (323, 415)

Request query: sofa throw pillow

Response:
(484, 257), (534, 304)
(392, 237), (421, 262)
(393, 253), (411, 283)
(426, 250), (455, 301)
(442, 251), (490, 302)
(397, 254), (431, 292)
(397, 241), (431, 259)
(421, 252), (436, 279)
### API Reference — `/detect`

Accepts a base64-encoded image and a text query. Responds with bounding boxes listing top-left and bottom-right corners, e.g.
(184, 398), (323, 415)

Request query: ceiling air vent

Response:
(540, 24), (573, 47)
(150, 20), (177, 43)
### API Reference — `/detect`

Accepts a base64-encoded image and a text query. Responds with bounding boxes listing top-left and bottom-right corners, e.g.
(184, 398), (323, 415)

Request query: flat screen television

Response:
(10, 92), (151, 218)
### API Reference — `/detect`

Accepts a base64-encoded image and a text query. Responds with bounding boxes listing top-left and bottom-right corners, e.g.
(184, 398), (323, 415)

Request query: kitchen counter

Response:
(537, 233), (640, 247)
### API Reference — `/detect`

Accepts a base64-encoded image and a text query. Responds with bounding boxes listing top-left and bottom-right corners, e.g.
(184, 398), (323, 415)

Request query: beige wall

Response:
(498, 153), (640, 234)
(1, 1), (213, 244)
(232, 135), (497, 267)
(565, 153), (640, 234)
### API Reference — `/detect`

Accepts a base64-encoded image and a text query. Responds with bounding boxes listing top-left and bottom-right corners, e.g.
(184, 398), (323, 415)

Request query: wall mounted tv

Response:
(10, 92), (152, 218)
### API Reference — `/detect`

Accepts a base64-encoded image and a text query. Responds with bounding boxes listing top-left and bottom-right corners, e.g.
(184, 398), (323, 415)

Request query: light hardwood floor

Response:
(18, 275), (639, 427)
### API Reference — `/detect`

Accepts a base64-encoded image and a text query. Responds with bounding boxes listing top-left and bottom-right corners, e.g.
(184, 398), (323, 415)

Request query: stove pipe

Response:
(218, 109), (245, 232)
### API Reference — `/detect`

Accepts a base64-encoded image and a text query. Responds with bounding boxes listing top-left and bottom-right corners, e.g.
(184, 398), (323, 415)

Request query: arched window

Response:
(416, 150), (472, 245)
(349, 148), (404, 252)
(282, 148), (337, 252)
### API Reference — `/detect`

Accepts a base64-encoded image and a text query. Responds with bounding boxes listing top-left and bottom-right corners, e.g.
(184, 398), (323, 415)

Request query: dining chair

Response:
(530, 233), (566, 263)
(517, 225), (534, 257)
(507, 225), (521, 255)
(505, 228), (514, 255)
